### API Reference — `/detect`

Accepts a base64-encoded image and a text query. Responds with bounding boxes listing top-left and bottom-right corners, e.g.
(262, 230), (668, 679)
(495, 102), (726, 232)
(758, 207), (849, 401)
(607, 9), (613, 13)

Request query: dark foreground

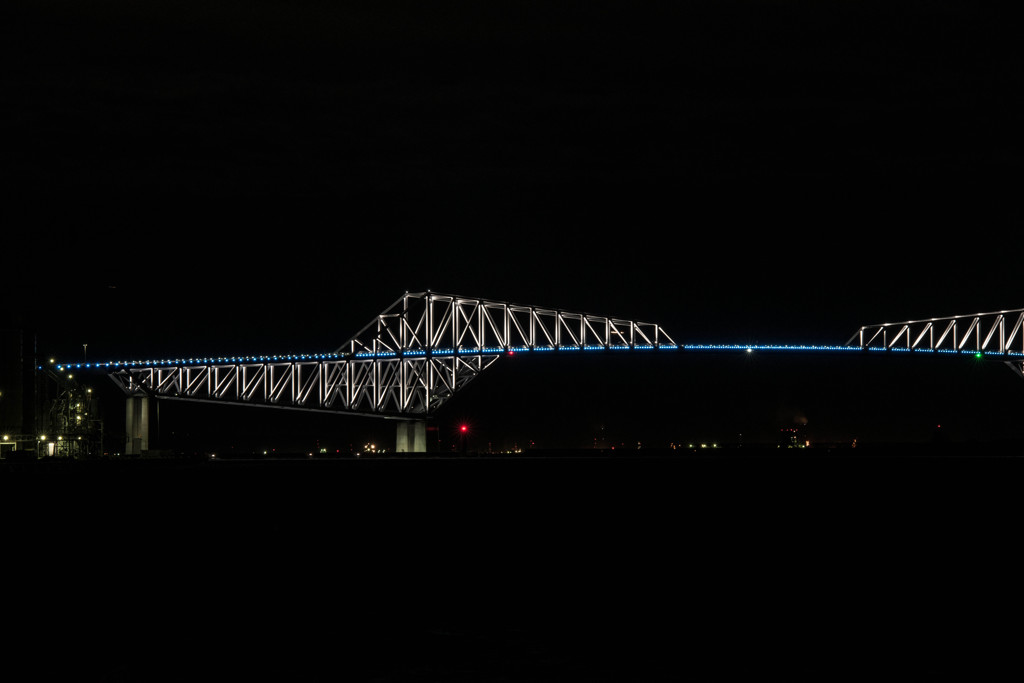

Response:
(3, 446), (1023, 680)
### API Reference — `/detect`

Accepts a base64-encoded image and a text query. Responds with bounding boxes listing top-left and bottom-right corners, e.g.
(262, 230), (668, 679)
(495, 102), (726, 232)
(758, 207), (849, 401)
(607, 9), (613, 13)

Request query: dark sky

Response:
(4, 1), (1022, 449)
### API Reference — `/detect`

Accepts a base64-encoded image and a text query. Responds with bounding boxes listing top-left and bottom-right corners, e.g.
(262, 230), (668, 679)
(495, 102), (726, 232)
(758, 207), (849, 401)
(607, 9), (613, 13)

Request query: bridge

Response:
(50, 291), (1024, 454)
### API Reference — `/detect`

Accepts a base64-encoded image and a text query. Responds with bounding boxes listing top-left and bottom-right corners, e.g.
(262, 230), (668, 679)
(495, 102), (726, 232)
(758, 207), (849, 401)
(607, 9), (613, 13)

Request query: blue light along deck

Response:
(51, 343), (1024, 371)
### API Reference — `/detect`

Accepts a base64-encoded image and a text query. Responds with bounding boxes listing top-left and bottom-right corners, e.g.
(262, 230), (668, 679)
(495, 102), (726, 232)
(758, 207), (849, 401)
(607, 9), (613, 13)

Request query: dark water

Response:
(3, 447), (1022, 680)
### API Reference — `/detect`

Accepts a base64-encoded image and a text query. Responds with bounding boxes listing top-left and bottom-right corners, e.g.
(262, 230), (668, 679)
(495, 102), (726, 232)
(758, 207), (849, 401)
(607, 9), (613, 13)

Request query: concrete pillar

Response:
(395, 419), (427, 453)
(125, 396), (150, 455)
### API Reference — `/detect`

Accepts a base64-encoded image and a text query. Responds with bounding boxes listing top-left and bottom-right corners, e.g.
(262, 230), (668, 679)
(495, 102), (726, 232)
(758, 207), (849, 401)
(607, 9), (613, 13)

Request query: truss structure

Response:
(848, 308), (1024, 376)
(107, 291), (677, 417)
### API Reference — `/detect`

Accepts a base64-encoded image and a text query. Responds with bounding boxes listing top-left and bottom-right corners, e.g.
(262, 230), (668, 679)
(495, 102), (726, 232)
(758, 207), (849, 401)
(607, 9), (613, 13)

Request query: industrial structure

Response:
(1, 324), (104, 458)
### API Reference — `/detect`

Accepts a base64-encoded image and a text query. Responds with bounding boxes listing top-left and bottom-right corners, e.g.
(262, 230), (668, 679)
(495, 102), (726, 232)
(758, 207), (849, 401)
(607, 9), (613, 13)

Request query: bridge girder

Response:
(849, 309), (1024, 354)
(848, 308), (1024, 378)
(106, 291), (676, 417)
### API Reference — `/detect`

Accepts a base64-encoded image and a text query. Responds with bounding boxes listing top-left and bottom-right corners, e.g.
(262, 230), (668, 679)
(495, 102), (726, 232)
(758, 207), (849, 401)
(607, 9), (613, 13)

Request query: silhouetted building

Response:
(1, 320), (37, 455)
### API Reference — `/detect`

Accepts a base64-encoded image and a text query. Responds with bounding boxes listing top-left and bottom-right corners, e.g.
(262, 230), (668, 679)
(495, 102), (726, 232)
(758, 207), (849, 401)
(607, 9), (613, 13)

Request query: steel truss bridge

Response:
(55, 292), (1024, 427)
(98, 291), (676, 419)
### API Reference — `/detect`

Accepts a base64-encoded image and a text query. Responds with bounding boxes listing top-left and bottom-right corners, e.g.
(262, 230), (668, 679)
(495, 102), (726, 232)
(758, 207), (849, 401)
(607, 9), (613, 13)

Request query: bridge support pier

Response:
(395, 419), (427, 453)
(125, 396), (150, 455)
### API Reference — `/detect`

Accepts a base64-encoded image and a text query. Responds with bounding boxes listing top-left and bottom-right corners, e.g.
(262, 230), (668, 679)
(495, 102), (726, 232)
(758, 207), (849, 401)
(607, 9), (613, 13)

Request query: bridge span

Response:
(48, 292), (1024, 454)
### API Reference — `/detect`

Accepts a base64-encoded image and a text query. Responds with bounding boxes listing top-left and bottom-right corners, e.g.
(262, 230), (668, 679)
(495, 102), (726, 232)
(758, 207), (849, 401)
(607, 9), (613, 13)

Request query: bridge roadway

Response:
(53, 340), (1024, 374)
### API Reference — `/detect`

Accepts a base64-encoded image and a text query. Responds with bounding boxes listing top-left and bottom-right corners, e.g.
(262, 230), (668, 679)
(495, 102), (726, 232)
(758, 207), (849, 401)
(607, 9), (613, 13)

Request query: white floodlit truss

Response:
(106, 291), (677, 417)
(847, 308), (1024, 376)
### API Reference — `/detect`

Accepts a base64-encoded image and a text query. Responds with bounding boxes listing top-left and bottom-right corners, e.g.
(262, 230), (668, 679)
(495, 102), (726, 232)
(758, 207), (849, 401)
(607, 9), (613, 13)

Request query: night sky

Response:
(4, 1), (1023, 450)
(5, 5), (1024, 679)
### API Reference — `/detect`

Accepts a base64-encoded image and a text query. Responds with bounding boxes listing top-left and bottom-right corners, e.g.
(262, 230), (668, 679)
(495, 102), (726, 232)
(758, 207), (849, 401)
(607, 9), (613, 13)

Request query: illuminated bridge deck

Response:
(53, 344), (1024, 372)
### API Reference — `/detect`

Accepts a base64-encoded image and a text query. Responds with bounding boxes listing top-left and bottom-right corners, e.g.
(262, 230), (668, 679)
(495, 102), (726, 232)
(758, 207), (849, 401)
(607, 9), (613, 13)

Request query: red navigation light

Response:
(460, 424), (468, 433)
